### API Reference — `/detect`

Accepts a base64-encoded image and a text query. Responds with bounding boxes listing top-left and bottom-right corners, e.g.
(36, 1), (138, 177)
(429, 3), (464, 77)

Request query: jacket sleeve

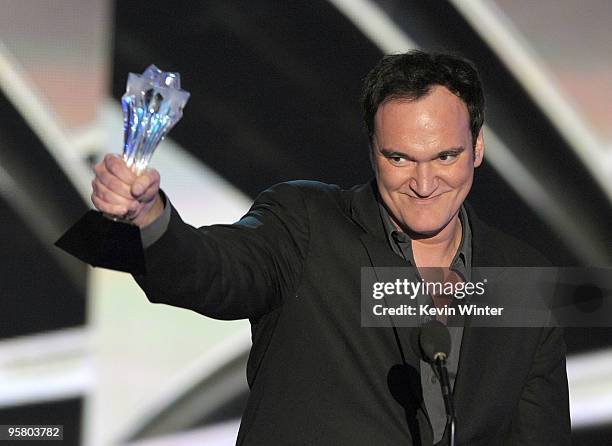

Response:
(133, 181), (310, 320)
(507, 326), (571, 445)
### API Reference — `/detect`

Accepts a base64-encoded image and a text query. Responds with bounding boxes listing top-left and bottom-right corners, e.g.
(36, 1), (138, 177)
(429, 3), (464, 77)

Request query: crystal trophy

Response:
(55, 65), (190, 274)
(122, 65), (190, 176)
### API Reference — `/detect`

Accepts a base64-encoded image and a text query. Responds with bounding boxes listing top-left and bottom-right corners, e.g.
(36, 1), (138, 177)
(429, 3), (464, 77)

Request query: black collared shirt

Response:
(378, 203), (472, 443)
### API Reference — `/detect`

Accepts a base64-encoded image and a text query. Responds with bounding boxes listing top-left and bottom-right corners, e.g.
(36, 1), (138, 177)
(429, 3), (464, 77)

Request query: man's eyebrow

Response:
(435, 147), (465, 158)
(379, 148), (417, 161)
(379, 147), (466, 161)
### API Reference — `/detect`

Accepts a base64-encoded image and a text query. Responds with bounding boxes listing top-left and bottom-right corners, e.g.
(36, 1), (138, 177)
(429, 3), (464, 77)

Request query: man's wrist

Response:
(139, 191), (171, 248)
(133, 194), (164, 228)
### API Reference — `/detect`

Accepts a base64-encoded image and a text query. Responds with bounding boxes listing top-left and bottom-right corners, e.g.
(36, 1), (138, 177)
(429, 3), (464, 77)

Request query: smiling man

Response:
(371, 85), (483, 269)
(89, 51), (570, 445)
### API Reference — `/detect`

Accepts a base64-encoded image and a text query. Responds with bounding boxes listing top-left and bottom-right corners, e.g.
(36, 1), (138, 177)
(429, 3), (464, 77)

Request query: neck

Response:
(409, 214), (462, 268)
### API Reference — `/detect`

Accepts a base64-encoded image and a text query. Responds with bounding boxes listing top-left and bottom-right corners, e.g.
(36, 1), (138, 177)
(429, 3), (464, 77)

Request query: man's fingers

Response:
(94, 163), (133, 200)
(91, 154), (163, 224)
(104, 154), (137, 184)
(92, 156), (162, 223)
(131, 169), (160, 200)
(92, 179), (137, 211)
(138, 182), (160, 205)
(91, 193), (132, 217)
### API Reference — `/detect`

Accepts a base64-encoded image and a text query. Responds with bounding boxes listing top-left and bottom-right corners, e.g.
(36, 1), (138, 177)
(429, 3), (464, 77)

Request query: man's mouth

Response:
(403, 192), (446, 204)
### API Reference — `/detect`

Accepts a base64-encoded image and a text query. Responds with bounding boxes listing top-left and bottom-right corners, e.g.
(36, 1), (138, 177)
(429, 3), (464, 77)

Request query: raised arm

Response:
(91, 154), (310, 321)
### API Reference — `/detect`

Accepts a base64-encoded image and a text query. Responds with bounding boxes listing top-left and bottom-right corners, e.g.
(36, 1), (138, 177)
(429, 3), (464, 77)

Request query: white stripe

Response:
(484, 130), (607, 264)
(567, 349), (612, 428)
(0, 327), (93, 407)
(126, 419), (241, 446)
(327, 0), (417, 53)
(115, 327), (251, 443)
(0, 41), (91, 203)
(449, 0), (612, 203)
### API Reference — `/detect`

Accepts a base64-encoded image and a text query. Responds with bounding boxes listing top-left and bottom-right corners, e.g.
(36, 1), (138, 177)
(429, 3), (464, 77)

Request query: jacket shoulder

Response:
(468, 208), (551, 267)
(273, 180), (343, 195)
(259, 180), (348, 207)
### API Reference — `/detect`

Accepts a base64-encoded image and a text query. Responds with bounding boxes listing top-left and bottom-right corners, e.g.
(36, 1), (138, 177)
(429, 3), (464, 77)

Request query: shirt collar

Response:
(378, 202), (472, 273)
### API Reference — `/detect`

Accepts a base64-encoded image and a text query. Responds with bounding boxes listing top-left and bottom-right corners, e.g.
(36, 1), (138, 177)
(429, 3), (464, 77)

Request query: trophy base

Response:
(55, 210), (146, 274)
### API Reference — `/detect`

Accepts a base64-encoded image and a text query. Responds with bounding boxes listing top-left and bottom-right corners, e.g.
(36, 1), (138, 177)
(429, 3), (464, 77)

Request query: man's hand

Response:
(91, 154), (163, 228)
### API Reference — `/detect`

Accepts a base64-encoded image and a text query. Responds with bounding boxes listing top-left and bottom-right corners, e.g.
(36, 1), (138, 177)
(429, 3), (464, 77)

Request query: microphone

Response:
(418, 320), (456, 446)
(418, 320), (451, 363)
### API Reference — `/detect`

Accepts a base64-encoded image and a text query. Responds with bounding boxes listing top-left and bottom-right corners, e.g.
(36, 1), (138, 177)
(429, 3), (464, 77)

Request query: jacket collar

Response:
(349, 180), (431, 436)
(349, 180), (408, 268)
(349, 179), (481, 266)
(348, 179), (388, 239)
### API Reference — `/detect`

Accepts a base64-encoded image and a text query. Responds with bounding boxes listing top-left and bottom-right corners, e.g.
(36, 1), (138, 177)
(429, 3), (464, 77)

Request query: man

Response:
(91, 51), (570, 445)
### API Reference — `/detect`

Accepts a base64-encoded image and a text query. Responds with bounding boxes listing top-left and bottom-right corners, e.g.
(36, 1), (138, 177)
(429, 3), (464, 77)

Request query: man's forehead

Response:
(374, 93), (470, 140)
(377, 87), (468, 115)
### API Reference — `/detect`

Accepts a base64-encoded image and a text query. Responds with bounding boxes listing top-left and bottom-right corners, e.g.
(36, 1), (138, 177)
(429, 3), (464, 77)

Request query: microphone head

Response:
(418, 320), (451, 363)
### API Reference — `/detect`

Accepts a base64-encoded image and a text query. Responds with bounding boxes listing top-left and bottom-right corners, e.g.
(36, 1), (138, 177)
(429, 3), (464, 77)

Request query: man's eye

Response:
(389, 156), (405, 165)
(439, 153), (457, 163)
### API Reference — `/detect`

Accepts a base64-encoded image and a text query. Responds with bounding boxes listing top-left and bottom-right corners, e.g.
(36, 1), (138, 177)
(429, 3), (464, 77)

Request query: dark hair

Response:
(361, 50), (485, 146)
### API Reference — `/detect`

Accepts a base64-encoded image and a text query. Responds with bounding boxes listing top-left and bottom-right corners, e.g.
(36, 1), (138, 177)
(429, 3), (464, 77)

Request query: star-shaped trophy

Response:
(56, 65), (190, 274)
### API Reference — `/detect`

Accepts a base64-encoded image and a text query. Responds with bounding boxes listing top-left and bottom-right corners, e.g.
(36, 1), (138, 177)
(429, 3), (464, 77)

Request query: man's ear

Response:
(473, 128), (484, 168)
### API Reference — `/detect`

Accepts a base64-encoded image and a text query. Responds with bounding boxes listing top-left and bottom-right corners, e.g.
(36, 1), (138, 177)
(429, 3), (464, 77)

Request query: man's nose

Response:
(410, 163), (437, 197)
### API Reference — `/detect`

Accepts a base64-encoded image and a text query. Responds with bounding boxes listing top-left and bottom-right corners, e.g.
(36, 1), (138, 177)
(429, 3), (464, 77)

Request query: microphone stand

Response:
(434, 352), (455, 446)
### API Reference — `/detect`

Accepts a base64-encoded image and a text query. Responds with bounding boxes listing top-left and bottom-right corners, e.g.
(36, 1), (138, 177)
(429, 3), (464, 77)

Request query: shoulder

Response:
(260, 180), (342, 197)
(250, 180), (367, 230)
(466, 204), (551, 267)
(255, 180), (351, 209)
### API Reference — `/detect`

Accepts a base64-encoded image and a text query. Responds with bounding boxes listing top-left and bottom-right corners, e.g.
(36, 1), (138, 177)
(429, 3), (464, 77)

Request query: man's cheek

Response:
(443, 168), (472, 187)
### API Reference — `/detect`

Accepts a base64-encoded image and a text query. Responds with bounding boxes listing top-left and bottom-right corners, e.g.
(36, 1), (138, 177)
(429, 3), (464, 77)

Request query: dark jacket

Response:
(135, 180), (571, 445)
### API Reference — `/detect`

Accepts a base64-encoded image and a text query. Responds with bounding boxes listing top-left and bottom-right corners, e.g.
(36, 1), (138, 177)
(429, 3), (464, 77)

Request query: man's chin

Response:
(399, 221), (444, 239)
(406, 227), (443, 239)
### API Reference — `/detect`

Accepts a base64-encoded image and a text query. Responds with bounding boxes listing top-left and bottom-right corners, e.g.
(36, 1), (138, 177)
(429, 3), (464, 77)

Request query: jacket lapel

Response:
(452, 205), (512, 440)
(349, 180), (434, 441)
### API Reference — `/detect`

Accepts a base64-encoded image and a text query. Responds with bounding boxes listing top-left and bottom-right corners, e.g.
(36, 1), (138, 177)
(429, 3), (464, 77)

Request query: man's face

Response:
(371, 86), (484, 237)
